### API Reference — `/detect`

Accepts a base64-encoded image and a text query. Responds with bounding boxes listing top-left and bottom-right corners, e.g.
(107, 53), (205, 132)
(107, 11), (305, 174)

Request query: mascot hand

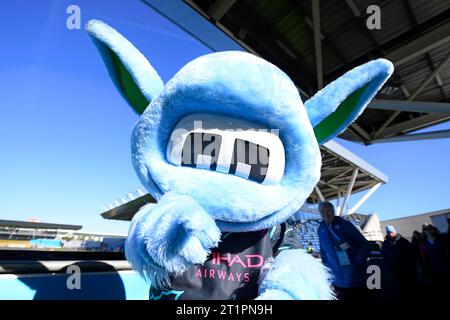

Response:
(256, 249), (334, 300)
(125, 192), (221, 288)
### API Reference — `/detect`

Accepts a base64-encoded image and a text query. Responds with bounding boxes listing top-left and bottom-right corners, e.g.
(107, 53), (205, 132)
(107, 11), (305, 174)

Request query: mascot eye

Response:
(167, 113), (285, 185)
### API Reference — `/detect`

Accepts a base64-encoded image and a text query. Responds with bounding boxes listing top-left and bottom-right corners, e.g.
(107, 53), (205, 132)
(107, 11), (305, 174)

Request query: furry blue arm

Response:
(125, 192), (221, 288)
(257, 249), (334, 300)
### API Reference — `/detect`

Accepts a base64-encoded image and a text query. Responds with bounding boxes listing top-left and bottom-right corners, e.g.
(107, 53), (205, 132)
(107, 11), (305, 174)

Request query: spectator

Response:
(411, 230), (426, 284)
(317, 201), (371, 301)
(447, 219), (450, 256)
(381, 225), (416, 298)
(421, 223), (450, 298)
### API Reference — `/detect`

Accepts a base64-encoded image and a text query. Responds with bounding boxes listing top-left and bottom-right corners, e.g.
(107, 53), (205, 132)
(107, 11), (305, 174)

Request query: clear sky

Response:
(1, 0), (449, 235)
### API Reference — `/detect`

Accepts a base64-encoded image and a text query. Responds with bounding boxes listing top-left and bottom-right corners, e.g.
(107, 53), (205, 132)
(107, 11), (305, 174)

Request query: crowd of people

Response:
(316, 201), (449, 301)
(382, 222), (450, 299)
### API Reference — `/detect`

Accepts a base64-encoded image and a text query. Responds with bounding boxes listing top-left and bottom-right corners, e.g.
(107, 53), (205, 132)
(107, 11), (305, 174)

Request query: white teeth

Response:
(234, 162), (252, 180)
(196, 154), (213, 169)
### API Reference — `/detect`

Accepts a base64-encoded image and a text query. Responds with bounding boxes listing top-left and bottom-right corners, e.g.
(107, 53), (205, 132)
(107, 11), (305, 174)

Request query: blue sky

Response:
(0, 0), (448, 235)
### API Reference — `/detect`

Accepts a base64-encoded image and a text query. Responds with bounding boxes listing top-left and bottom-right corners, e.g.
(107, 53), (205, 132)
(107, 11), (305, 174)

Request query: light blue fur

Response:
(86, 20), (393, 299)
(125, 192), (221, 288)
(305, 59), (394, 144)
(85, 20), (164, 110)
(257, 249), (334, 300)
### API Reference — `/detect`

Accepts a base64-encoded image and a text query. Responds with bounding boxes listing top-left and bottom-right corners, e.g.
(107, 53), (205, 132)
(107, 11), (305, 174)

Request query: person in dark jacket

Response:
(382, 225), (416, 298)
(318, 201), (371, 301)
(421, 223), (450, 299)
(411, 230), (427, 285)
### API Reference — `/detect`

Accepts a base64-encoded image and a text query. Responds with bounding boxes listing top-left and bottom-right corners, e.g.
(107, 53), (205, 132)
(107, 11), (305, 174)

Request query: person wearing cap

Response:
(382, 225), (416, 298)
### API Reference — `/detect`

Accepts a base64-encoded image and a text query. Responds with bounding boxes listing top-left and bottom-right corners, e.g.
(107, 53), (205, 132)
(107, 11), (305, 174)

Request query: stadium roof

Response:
(0, 219), (82, 231)
(143, 0), (450, 144)
(100, 140), (386, 221)
(101, 193), (156, 221)
(311, 140), (387, 203)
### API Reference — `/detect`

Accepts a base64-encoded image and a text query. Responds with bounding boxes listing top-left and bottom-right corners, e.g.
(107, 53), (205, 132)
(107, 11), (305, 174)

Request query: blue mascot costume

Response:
(86, 20), (393, 300)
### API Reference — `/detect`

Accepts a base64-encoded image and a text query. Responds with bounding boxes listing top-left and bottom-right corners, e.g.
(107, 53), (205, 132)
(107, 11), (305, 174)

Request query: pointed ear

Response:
(305, 59), (394, 144)
(85, 20), (164, 115)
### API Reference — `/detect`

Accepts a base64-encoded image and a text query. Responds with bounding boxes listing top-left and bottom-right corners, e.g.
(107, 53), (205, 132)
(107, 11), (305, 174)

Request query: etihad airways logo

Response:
(211, 252), (265, 268)
(194, 252), (266, 283)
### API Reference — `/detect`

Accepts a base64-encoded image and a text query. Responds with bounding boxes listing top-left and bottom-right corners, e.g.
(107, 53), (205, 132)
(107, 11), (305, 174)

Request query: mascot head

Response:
(86, 20), (393, 232)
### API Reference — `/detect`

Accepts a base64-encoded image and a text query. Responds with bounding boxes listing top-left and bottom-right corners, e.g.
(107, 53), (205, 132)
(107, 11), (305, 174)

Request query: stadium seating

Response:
(290, 210), (366, 253)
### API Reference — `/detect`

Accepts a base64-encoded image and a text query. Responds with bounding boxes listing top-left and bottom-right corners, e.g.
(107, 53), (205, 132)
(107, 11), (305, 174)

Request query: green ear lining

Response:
(86, 19), (164, 116)
(313, 84), (368, 144)
(107, 47), (149, 115)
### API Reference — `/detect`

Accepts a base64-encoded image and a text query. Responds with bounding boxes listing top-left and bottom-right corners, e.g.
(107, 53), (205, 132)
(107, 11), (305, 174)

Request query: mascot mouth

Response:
(166, 113), (286, 186)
